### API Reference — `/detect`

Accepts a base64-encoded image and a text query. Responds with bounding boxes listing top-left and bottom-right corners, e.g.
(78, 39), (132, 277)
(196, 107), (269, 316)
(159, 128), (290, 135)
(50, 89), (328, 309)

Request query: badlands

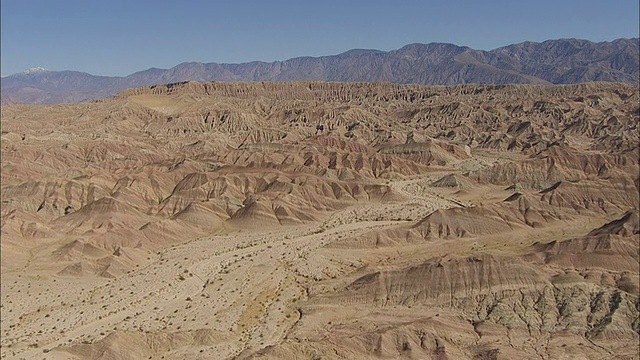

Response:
(0, 81), (638, 359)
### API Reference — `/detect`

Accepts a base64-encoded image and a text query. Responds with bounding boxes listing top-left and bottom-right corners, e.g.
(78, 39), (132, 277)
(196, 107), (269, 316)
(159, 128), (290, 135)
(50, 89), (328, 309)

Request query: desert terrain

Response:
(1, 81), (638, 359)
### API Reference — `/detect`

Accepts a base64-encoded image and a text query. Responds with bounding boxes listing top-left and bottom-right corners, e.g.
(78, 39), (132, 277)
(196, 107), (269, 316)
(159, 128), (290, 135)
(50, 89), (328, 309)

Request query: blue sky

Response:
(2, 0), (638, 76)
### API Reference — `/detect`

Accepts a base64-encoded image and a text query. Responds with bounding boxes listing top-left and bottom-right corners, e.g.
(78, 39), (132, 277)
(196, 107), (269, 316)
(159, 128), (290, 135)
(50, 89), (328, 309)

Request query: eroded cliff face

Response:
(1, 81), (638, 359)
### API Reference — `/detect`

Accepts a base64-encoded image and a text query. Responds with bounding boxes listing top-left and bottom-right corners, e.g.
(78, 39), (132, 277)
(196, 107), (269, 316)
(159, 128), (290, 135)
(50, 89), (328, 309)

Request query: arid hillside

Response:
(1, 81), (638, 359)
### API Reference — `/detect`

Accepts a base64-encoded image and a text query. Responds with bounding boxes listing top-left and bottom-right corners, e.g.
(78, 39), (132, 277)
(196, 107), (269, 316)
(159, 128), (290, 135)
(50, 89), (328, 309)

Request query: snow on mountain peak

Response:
(22, 67), (49, 74)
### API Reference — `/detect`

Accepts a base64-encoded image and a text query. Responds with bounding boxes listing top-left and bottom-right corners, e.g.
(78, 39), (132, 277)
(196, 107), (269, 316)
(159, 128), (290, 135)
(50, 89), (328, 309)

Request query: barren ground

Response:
(1, 81), (638, 359)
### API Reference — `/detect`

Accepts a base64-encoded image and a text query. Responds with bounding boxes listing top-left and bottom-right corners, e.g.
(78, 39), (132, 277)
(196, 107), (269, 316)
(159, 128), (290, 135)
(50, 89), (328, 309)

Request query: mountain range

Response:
(1, 37), (638, 104)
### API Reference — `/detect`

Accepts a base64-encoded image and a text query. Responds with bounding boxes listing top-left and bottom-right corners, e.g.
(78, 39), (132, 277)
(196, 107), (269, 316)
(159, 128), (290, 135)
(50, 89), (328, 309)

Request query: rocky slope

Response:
(0, 81), (638, 359)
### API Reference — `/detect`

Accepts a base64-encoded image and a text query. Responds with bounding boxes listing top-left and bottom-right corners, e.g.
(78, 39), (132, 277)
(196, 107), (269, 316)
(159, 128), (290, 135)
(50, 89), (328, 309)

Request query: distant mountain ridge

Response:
(2, 38), (638, 104)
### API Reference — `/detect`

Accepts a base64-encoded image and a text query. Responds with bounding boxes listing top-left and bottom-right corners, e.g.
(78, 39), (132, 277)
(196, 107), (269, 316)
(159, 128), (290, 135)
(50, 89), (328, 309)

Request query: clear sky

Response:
(2, 0), (639, 77)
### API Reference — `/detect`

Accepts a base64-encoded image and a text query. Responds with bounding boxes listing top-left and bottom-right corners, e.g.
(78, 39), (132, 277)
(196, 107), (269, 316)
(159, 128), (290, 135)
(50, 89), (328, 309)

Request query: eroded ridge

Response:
(1, 81), (638, 359)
